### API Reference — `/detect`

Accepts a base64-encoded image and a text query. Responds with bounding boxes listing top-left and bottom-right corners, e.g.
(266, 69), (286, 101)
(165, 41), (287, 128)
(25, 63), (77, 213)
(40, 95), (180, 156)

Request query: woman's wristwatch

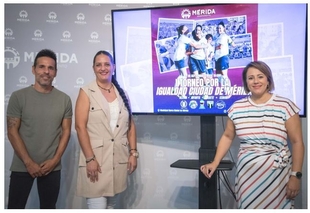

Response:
(129, 148), (139, 158)
(290, 171), (302, 179)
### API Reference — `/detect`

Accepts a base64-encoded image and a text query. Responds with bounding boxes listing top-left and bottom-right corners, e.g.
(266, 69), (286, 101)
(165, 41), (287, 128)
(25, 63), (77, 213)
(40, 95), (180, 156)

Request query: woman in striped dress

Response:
(200, 61), (304, 209)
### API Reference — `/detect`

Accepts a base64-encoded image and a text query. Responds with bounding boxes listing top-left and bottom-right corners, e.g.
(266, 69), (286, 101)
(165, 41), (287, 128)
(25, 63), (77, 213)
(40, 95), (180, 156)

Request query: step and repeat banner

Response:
(5, 3), (306, 209)
(4, 3), (219, 209)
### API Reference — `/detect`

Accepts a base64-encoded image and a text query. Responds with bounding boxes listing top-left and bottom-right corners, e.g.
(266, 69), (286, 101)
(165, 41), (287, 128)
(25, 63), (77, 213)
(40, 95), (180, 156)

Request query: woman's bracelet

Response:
(86, 155), (96, 164)
(129, 148), (137, 152)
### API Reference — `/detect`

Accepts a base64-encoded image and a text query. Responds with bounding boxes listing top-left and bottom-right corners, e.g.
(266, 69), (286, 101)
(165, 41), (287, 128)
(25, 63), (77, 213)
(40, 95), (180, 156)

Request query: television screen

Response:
(112, 3), (307, 116)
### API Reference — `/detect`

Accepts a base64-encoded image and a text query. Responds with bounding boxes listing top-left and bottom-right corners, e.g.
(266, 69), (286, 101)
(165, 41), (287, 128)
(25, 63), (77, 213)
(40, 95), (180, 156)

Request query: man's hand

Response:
(25, 161), (44, 178)
(40, 159), (58, 176)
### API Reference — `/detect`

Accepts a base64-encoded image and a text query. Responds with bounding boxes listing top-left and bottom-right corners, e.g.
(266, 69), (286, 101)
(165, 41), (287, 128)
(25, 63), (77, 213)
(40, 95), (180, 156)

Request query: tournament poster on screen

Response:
(151, 4), (258, 114)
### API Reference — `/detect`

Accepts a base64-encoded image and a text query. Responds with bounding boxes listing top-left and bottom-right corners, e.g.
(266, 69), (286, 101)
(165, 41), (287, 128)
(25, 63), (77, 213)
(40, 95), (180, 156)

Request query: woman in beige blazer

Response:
(75, 50), (138, 209)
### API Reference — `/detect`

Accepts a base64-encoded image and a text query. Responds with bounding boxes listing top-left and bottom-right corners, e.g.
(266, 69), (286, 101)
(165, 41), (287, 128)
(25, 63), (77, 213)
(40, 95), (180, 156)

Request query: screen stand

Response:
(198, 115), (218, 209)
(170, 115), (234, 209)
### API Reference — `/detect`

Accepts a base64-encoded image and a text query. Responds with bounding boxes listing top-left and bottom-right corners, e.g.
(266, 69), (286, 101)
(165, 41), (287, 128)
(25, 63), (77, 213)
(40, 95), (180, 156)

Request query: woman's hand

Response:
(127, 155), (137, 175)
(87, 160), (101, 183)
(200, 162), (217, 179)
(286, 176), (301, 199)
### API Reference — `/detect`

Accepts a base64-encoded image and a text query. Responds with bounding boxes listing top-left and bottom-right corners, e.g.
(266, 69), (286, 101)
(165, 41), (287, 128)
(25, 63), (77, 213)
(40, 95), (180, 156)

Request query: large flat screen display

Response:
(112, 3), (307, 116)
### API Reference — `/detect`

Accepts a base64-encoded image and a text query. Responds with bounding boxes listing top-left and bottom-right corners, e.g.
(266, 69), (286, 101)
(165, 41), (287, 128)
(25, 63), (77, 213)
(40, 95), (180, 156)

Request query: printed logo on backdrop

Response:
(102, 14), (111, 25)
(89, 3), (101, 7)
(115, 4), (128, 8)
(5, 28), (15, 40)
(155, 115), (166, 125)
(17, 10), (29, 22)
(141, 132), (153, 144)
(36, 51), (77, 68)
(167, 132), (179, 145)
(154, 186), (164, 198)
(88, 32), (101, 43)
(168, 168), (179, 180)
(74, 77), (85, 88)
(5, 47), (20, 70)
(5, 94), (11, 105)
(61, 31), (73, 42)
(132, 115), (139, 125)
(141, 168), (152, 180)
(5, 48), (77, 69)
(183, 151), (191, 158)
(56, 52), (78, 68)
(75, 13), (86, 25)
(32, 29), (44, 42)
(170, 132), (178, 140)
(182, 116), (193, 126)
(46, 12), (58, 24)
(143, 3), (156, 8)
(157, 115), (165, 122)
(155, 149), (165, 161)
(16, 76), (29, 88)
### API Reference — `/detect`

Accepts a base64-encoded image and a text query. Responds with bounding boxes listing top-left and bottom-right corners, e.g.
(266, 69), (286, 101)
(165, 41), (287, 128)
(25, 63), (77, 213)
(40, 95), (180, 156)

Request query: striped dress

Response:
(228, 93), (300, 209)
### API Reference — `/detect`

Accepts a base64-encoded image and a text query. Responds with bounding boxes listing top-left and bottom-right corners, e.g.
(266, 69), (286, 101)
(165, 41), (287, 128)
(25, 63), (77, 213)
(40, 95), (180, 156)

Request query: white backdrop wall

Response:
(4, 3), (307, 209)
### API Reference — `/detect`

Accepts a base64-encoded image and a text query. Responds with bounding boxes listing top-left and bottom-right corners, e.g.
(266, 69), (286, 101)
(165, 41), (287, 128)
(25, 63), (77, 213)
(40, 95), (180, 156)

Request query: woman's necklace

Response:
(97, 83), (113, 93)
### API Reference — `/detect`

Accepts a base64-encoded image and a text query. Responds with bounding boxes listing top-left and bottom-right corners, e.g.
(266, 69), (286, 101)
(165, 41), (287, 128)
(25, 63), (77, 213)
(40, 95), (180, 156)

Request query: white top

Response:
(173, 34), (192, 61)
(214, 33), (232, 60)
(108, 98), (119, 132)
(206, 43), (214, 68)
(190, 37), (208, 60)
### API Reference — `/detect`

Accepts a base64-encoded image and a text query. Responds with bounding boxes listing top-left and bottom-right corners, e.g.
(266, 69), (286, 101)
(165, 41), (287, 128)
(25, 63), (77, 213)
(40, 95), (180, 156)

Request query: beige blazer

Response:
(76, 80), (130, 198)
